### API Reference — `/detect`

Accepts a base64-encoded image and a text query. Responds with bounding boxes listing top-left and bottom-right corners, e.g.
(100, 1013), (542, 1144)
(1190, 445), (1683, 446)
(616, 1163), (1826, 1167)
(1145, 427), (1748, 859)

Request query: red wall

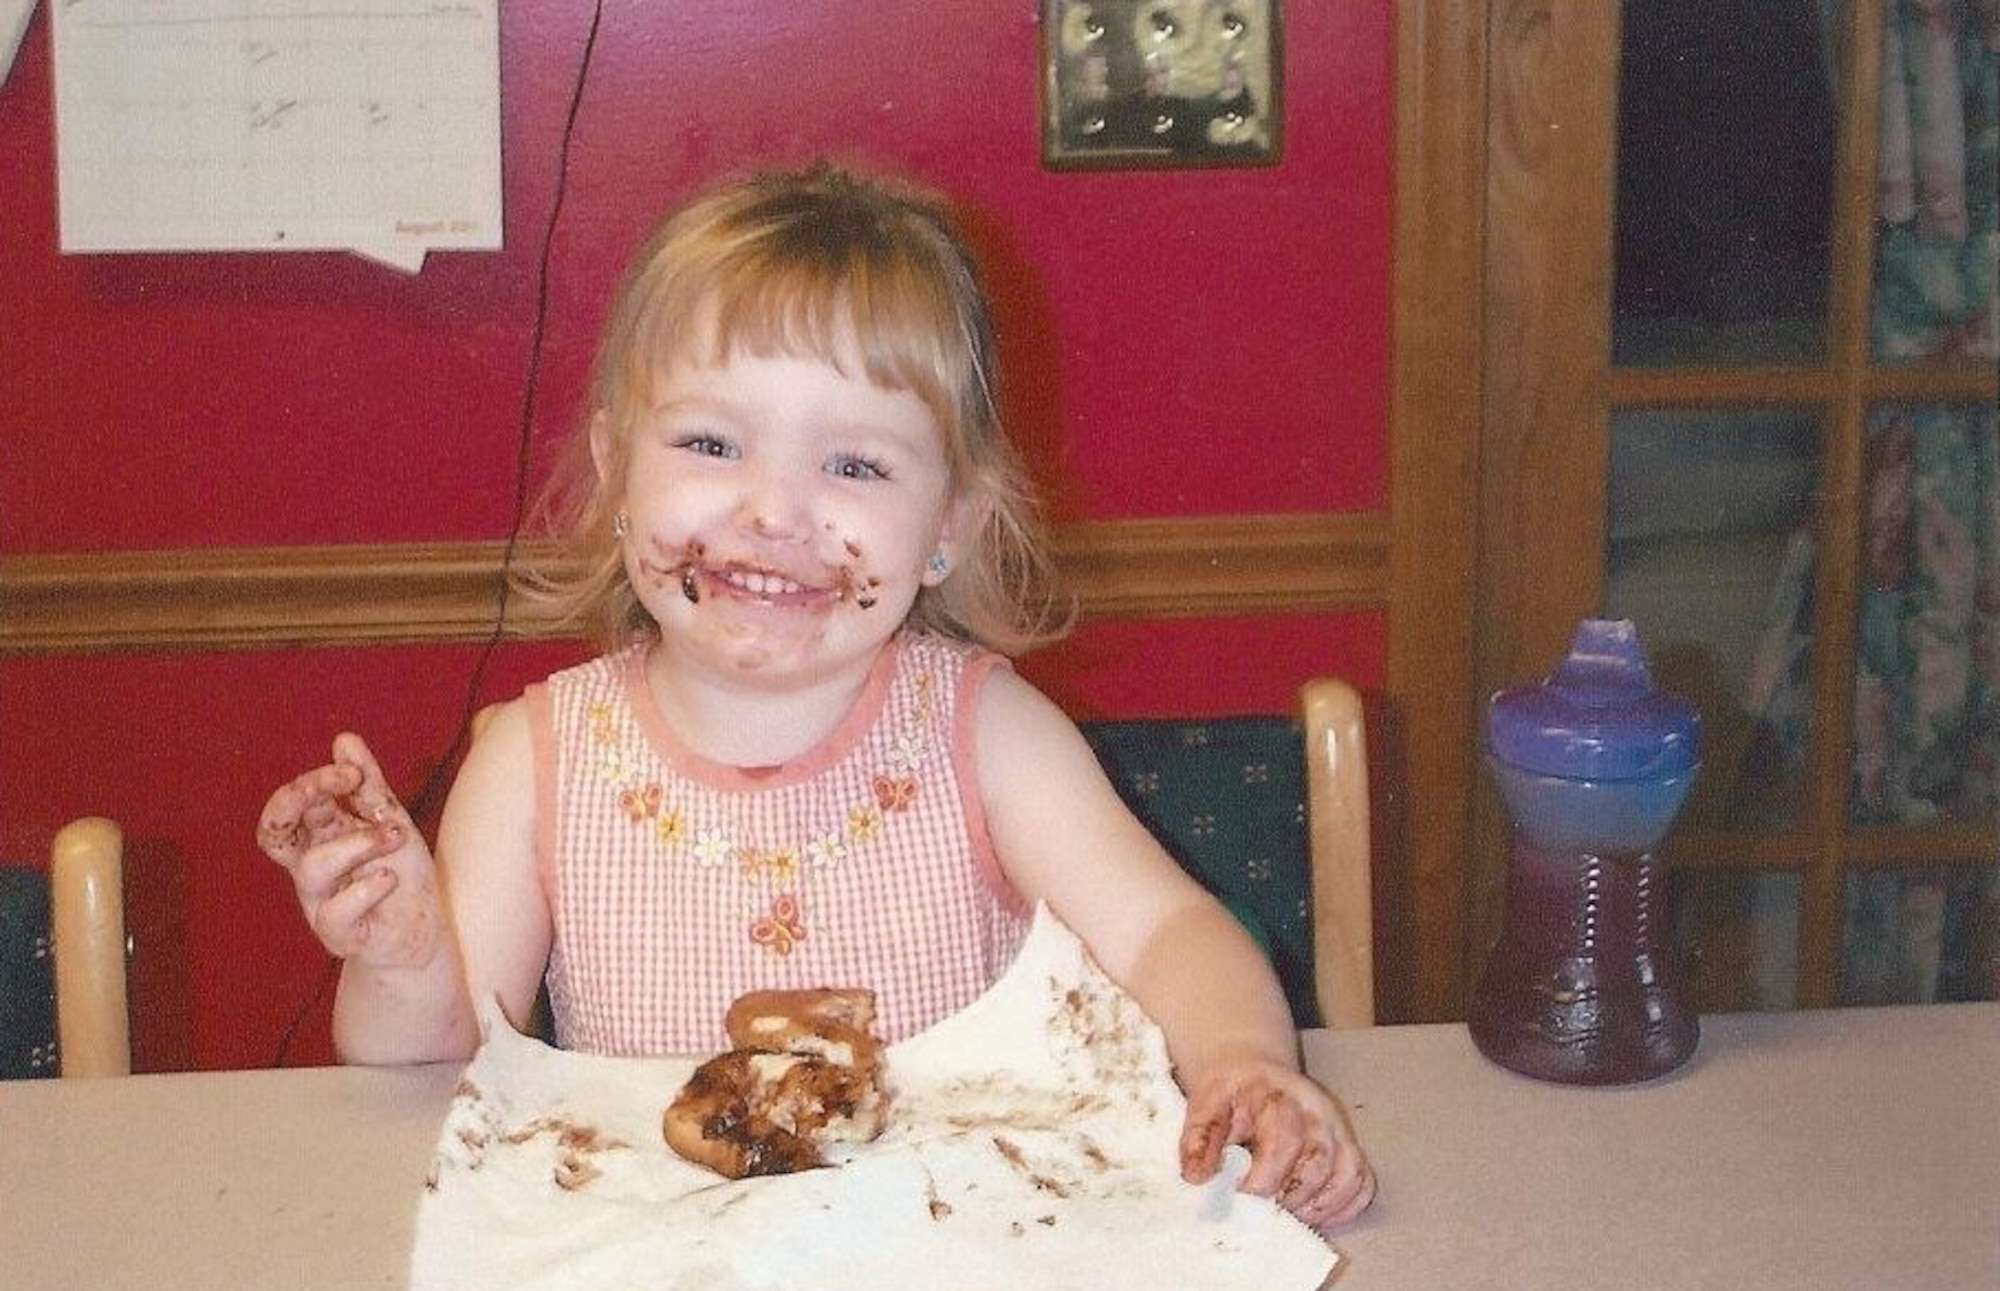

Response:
(0, 3), (1391, 1069)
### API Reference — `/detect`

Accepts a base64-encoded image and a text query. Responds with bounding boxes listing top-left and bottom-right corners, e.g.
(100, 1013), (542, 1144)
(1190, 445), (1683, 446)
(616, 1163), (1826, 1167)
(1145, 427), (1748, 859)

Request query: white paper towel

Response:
(410, 905), (1338, 1291)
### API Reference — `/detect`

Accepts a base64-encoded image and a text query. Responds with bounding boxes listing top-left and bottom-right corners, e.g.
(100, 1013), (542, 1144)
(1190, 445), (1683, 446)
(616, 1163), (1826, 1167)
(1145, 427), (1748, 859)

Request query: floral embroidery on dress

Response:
(737, 846), (800, 886)
(806, 830), (847, 870)
(589, 655), (945, 958)
(691, 829), (733, 869)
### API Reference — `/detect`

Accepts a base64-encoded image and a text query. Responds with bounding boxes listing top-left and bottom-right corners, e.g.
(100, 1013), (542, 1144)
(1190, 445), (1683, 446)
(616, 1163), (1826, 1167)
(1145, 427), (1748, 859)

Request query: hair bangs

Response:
(698, 237), (972, 462)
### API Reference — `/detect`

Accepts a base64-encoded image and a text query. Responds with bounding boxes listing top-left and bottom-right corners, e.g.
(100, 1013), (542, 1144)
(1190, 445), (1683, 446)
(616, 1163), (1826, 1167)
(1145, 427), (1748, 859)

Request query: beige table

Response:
(1313, 1002), (1997, 1289)
(2, 1003), (1993, 1290)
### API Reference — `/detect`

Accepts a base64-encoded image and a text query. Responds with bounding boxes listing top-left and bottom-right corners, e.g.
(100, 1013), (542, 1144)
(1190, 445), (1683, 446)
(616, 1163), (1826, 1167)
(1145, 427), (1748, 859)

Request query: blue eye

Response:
(674, 434), (736, 459)
(828, 454), (890, 481)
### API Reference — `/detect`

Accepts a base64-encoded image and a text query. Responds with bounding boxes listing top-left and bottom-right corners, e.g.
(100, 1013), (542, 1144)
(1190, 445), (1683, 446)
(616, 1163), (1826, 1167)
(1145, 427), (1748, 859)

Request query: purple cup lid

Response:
(1487, 619), (1700, 781)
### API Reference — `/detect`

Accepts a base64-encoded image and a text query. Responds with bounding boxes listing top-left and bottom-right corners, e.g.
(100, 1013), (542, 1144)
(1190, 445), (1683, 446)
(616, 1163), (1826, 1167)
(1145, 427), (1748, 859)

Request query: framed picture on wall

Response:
(1040, 0), (1281, 170)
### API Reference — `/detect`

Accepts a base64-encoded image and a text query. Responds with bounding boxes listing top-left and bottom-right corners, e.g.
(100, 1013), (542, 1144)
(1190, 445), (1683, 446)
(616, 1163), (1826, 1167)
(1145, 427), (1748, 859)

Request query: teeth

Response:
(721, 569), (805, 597)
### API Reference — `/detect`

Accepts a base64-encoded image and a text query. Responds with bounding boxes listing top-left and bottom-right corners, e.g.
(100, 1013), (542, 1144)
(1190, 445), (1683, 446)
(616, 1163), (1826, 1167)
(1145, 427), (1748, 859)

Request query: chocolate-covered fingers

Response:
(289, 817), (405, 907)
(310, 861), (403, 958)
(329, 732), (410, 828)
(256, 760), (369, 867)
(1237, 1086), (1317, 1196)
(1178, 1077), (1254, 1183)
(1296, 1146), (1375, 1231)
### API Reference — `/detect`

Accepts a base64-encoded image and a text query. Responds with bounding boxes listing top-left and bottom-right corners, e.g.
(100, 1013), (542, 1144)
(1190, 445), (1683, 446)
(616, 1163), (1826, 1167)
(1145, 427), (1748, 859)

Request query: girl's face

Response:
(608, 343), (960, 690)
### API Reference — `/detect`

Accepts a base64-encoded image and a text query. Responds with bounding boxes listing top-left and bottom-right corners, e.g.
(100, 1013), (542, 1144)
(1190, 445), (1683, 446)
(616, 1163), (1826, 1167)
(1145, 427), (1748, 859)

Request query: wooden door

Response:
(1387, 0), (1998, 1016)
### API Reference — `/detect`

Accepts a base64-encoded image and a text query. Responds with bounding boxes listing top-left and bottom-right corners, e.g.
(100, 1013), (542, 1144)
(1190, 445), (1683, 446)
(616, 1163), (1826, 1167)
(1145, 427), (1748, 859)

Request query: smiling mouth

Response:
(717, 568), (808, 598)
(643, 539), (881, 612)
(686, 563), (842, 610)
(700, 563), (884, 611)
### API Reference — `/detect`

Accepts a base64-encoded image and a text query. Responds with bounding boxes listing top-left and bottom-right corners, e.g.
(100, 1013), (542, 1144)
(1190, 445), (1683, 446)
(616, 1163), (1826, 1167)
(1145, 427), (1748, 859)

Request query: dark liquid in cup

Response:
(1469, 843), (1698, 1085)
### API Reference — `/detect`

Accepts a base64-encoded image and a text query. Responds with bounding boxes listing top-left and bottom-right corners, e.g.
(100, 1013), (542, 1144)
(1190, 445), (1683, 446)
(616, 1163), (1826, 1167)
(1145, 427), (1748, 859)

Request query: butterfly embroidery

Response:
(750, 894), (806, 957)
(619, 782), (663, 822)
(872, 774), (918, 813)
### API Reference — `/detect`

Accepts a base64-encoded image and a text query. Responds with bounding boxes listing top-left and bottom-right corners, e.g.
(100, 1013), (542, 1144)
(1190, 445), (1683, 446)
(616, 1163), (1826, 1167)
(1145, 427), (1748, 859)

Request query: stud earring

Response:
(612, 510), (629, 538)
(927, 551), (950, 578)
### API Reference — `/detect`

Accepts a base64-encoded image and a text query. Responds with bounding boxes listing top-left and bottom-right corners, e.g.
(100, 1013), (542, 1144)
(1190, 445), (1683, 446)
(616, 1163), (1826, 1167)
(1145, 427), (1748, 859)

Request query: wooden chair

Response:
(1301, 677), (1375, 1030)
(1080, 676), (1375, 1031)
(0, 818), (131, 1078)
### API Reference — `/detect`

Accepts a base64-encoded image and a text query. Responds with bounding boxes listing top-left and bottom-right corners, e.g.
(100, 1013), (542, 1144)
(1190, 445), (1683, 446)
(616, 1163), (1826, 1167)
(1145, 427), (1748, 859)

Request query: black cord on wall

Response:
(272, 0), (608, 1067)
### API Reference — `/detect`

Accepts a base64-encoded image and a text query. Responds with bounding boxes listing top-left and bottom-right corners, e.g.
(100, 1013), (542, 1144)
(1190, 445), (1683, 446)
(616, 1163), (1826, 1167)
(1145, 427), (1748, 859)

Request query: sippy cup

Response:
(1469, 618), (1701, 1085)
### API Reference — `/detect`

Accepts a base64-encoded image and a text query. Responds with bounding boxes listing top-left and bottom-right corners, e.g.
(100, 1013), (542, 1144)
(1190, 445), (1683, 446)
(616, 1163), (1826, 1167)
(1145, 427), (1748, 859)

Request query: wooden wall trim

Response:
(0, 512), (1387, 653)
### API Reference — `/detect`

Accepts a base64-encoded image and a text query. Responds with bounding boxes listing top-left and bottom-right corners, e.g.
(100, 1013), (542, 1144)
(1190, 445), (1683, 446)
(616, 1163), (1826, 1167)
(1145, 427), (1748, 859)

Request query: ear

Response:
(588, 409), (618, 486)
(925, 491), (987, 586)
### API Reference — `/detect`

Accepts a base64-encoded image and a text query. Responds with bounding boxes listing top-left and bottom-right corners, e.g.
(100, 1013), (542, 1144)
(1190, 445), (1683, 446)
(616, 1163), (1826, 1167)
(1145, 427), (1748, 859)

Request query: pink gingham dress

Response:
(525, 631), (1032, 1055)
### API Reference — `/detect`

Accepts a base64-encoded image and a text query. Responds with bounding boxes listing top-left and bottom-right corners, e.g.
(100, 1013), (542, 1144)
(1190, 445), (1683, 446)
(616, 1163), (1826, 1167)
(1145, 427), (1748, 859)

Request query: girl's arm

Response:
(329, 700), (549, 1064)
(975, 669), (1374, 1230)
(974, 669), (1294, 1080)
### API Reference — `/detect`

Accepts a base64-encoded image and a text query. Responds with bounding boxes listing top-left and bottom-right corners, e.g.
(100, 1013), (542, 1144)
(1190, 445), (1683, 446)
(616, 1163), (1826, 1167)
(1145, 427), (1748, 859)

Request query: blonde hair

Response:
(518, 163), (1072, 656)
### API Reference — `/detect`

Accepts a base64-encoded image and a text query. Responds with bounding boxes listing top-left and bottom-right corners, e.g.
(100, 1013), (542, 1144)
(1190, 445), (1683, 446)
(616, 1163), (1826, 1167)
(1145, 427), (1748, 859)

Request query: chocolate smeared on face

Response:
(681, 542), (707, 604)
(639, 539), (708, 606)
(835, 565), (883, 611)
(834, 539), (882, 610)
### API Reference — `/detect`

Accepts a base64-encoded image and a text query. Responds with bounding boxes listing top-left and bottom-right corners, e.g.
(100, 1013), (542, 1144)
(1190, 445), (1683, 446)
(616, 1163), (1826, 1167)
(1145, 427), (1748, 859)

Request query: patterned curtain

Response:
(1734, 1), (1997, 1006)
(1845, 0), (1998, 1004)
(1872, 0), (1998, 363)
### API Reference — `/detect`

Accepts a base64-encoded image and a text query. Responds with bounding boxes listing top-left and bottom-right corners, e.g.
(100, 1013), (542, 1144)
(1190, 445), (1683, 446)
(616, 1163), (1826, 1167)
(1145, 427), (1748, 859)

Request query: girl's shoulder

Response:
(892, 631), (1016, 726)
(895, 628), (1001, 677)
(537, 643), (646, 697)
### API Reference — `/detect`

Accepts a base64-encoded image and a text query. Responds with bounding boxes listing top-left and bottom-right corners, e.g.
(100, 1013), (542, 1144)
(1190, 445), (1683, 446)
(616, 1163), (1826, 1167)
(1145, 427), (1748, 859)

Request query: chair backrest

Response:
(1301, 677), (1375, 1030)
(1080, 677), (1374, 1030)
(0, 818), (131, 1079)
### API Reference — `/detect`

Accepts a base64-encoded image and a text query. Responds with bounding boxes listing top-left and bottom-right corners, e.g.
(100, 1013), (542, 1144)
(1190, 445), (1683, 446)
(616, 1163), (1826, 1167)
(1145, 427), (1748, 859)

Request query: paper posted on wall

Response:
(0, 0), (34, 93)
(49, 0), (501, 272)
(410, 905), (1339, 1291)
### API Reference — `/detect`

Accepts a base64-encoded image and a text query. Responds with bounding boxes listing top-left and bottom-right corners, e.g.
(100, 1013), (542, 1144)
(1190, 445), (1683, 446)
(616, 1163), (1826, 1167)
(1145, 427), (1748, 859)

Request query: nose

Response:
(737, 462), (814, 542)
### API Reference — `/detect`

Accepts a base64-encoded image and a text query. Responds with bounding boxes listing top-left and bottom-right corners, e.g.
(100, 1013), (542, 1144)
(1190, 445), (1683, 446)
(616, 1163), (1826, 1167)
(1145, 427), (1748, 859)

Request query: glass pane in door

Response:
(1612, 0), (1841, 366)
(1850, 403), (1999, 828)
(1604, 409), (1823, 830)
(1870, 0), (1999, 364)
(1842, 862), (2000, 1003)
(1671, 869), (1801, 1011)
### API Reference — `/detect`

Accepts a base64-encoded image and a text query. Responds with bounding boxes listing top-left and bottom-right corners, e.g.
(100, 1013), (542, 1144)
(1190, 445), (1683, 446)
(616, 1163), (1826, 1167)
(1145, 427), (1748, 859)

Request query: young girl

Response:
(257, 164), (1374, 1232)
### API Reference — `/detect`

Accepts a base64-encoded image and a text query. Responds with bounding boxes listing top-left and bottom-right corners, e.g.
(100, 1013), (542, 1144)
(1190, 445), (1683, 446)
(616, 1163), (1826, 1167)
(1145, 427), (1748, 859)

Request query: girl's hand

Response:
(256, 732), (444, 969)
(1179, 1057), (1377, 1234)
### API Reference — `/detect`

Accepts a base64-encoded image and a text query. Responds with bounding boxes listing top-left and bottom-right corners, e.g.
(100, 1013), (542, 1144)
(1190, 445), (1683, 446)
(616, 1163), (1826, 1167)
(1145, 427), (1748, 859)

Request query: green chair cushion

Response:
(1081, 716), (1319, 1028)
(0, 868), (57, 1079)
